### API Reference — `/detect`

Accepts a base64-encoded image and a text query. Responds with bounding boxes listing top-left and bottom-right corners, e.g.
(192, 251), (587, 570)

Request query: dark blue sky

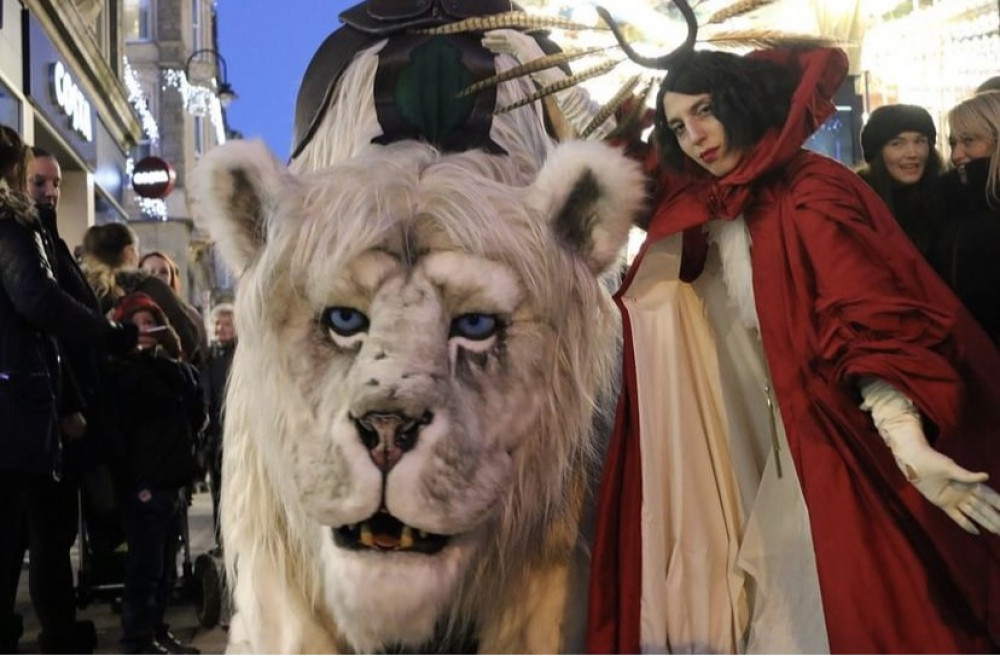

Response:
(216, 0), (355, 161)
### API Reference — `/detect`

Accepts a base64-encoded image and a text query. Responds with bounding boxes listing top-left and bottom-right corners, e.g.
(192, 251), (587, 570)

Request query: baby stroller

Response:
(75, 466), (196, 610)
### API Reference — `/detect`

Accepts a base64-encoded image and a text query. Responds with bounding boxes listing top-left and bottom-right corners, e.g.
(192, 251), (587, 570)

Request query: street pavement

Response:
(14, 490), (229, 654)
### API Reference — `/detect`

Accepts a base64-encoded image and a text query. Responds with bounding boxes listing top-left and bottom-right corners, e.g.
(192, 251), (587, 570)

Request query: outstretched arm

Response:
(859, 377), (1000, 535)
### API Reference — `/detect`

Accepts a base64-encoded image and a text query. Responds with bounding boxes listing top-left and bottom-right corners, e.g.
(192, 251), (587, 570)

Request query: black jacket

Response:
(930, 158), (1000, 346)
(106, 347), (205, 489)
(0, 189), (134, 473)
(201, 340), (235, 453)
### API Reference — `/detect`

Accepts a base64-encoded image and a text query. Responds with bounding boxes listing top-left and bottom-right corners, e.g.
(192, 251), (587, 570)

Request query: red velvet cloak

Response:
(587, 47), (1000, 654)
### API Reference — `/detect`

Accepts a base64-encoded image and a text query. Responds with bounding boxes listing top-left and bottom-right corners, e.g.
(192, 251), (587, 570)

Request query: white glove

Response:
(860, 377), (1000, 535)
(481, 29), (615, 139)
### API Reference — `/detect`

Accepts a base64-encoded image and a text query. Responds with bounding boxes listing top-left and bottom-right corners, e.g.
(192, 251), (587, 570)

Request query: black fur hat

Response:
(861, 104), (936, 163)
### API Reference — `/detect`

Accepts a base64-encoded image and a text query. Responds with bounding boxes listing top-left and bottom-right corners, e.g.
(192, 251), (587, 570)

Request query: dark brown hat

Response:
(861, 104), (936, 163)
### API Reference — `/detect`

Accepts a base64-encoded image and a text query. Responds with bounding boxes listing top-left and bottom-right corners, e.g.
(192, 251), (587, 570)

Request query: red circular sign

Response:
(132, 156), (176, 199)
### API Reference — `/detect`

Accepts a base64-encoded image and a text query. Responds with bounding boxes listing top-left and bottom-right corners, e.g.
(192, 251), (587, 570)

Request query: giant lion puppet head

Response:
(190, 137), (644, 653)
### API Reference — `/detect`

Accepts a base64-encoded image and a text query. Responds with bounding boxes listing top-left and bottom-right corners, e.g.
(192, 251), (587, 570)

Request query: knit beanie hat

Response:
(113, 291), (167, 325)
(861, 104), (937, 163)
(113, 292), (183, 358)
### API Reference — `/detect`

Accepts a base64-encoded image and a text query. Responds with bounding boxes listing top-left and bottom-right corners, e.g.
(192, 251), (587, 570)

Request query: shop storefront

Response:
(861, 0), (1000, 155)
(24, 12), (130, 249)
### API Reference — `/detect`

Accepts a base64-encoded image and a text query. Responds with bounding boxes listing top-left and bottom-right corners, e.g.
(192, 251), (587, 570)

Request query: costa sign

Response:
(49, 61), (93, 142)
(132, 156), (176, 199)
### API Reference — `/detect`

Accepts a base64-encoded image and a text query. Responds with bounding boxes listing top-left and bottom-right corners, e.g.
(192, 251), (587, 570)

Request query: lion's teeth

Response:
(400, 526), (414, 549)
(348, 524), (357, 531)
(418, 530), (428, 539)
(359, 524), (374, 547)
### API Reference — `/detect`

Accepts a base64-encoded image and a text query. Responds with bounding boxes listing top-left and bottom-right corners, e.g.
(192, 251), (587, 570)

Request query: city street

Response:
(14, 491), (228, 655)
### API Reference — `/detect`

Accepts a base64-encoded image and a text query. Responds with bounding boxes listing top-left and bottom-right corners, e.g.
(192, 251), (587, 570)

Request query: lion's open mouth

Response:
(333, 512), (450, 554)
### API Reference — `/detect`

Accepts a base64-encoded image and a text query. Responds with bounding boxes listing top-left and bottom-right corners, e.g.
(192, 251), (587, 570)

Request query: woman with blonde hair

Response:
(930, 91), (1000, 345)
(82, 223), (204, 363)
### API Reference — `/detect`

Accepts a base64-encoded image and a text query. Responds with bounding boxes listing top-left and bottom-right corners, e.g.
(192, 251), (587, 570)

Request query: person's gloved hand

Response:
(105, 320), (139, 355)
(861, 378), (1000, 535)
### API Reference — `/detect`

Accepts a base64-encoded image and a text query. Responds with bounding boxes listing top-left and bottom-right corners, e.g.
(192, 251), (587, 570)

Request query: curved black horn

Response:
(596, 0), (698, 71)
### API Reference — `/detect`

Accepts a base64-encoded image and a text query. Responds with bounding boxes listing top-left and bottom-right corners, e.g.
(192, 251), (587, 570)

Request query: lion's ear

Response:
(531, 141), (646, 274)
(189, 139), (287, 275)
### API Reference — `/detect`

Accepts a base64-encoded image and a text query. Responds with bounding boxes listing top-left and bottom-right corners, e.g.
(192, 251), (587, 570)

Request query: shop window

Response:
(124, 0), (153, 41)
(194, 115), (204, 156)
(192, 0), (202, 48)
(134, 138), (153, 162)
(0, 81), (21, 131)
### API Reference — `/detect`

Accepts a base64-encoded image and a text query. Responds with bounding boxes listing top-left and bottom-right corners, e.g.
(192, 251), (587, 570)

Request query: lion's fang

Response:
(418, 530), (428, 539)
(400, 526), (414, 549)
(359, 524), (374, 547)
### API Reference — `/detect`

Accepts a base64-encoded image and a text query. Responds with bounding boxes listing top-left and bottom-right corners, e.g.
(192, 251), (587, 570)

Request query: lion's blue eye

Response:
(322, 307), (369, 336)
(451, 313), (499, 340)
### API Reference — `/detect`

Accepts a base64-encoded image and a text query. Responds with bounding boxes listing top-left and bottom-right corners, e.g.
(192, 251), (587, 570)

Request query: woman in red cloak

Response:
(586, 3), (1000, 653)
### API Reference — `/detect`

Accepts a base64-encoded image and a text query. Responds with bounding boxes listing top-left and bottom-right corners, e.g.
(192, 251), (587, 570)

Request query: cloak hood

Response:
(646, 47), (848, 240)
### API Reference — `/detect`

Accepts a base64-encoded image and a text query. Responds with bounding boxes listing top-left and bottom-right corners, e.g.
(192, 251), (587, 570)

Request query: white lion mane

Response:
(189, 37), (644, 654)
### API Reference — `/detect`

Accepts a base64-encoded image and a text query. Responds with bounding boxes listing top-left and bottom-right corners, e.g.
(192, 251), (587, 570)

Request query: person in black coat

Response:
(0, 126), (137, 653)
(856, 104), (946, 257)
(930, 92), (1000, 346)
(201, 302), (236, 552)
(106, 292), (203, 655)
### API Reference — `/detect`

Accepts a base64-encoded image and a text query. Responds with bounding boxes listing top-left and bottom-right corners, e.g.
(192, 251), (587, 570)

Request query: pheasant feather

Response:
(706, 0), (778, 25)
(699, 29), (836, 51)
(457, 47), (612, 98)
(494, 60), (621, 115)
(413, 12), (606, 36)
(580, 74), (641, 139)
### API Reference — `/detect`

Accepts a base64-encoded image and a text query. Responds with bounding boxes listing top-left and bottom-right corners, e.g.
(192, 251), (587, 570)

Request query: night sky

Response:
(216, 0), (355, 161)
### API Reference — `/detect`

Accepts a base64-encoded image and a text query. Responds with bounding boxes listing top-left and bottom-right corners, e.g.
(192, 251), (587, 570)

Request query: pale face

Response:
(950, 131), (996, 167)
(141, 254), (173, 287)
(213, 311), (235, 344)
(27, 156), (61, 208)
(132, 310), (160, 350)
(881, 131), (930, 185)
(663, 91), (744, 177)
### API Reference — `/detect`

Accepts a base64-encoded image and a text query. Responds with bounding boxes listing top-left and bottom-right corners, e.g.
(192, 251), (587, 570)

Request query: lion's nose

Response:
(352, 410), (433, 473)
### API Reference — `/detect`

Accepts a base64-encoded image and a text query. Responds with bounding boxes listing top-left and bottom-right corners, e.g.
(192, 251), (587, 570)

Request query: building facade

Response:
(123, 0), (230, 310)
(0, 0), (142, 250)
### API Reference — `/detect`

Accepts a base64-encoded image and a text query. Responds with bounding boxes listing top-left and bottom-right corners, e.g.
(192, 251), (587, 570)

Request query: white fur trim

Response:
(705, 217), (759, 332)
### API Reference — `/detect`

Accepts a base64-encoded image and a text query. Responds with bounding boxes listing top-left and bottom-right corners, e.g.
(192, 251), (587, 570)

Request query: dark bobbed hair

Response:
(654, 50), (798, 171)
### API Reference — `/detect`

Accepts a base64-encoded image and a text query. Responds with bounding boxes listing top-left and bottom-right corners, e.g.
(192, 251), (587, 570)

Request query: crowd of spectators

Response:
(0, 126), (233, 655)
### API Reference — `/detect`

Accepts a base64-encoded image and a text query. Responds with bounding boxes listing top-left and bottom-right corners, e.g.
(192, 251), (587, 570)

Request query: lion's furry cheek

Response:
(319, 534), (477, 652)
(384, 414), (512, 535)
(291, 428), (383, 526)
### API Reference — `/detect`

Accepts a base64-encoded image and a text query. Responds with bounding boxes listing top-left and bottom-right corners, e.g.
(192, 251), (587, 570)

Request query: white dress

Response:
(620, 224), (830, 654)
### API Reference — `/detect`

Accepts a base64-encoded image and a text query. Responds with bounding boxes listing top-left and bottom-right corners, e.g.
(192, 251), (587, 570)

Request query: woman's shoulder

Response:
(782, 150), (868, 199)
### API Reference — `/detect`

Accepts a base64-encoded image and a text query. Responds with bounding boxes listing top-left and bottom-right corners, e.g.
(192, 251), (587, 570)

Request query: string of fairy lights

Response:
(123, 57), (227, 220)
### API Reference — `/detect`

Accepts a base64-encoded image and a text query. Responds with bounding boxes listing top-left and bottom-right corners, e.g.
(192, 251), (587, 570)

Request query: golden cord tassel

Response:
(413, 12), (606, 36)
(457, 47), (612, 98)
(580, 74), (641, 139)
(494, 60), (621, 115)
